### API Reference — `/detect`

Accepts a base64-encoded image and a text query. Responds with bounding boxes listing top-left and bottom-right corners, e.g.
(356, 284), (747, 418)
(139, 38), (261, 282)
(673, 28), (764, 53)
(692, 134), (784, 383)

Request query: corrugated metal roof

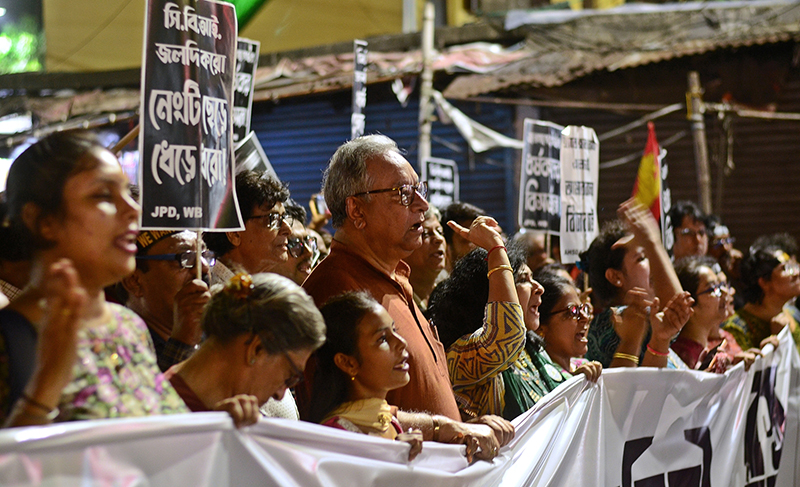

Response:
(444, 0), (800, 97)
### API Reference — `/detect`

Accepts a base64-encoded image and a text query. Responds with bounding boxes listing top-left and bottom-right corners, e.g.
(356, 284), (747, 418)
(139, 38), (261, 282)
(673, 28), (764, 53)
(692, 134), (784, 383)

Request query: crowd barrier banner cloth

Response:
(1, 329), (797, 486)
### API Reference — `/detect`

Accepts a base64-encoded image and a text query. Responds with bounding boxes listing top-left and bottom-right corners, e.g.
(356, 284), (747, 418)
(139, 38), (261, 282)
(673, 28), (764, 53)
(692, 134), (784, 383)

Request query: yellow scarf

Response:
(324, 398), (397, 440)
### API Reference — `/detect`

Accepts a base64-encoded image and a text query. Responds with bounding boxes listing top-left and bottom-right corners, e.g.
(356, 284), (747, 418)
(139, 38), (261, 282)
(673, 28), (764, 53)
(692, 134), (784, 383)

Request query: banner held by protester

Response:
(1, 329), (796, 486)
(232, 37), (259, 145)
(518, 119), (563, 233)
(559, 125), (599, 264)
(138, 0), (239, 230)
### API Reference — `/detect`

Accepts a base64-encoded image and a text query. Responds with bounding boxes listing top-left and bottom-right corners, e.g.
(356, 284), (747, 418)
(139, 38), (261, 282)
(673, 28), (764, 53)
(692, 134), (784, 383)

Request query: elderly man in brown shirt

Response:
(301, 135), (513, 450)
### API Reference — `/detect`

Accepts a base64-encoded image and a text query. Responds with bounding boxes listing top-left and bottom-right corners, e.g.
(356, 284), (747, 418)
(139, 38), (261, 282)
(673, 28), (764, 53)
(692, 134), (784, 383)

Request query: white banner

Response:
(1, 330), (797, 486)
(559, 125), (599, 264)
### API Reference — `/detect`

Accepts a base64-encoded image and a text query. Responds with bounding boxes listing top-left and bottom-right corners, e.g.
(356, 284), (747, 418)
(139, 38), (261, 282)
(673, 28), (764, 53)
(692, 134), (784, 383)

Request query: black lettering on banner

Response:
(565, 205), (594, 233)
(619, 427), (712, 487)
(744, 366), (785, 487)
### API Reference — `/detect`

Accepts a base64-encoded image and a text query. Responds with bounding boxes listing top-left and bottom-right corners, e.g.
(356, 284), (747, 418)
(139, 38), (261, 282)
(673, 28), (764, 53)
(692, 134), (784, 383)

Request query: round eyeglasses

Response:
(287, 235), (318, 258)
(553, 303), (593, 320)
(248, 212), (294, 230)
(352, 181), (428, 207)
(696, 281), (731, 298)
(136, 249), (216, 269)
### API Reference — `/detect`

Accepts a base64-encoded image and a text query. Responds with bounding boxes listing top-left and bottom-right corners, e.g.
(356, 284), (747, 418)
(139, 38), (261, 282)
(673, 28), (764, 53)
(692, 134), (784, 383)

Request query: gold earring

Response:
(350, 375), (355, 381)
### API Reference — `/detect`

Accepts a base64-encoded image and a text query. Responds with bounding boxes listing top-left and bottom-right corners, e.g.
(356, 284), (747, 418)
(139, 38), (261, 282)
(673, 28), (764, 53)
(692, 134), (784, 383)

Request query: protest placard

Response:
(232, 38), (259, 145)
(351, 40), (367, 140)
(424, 157), (459, 210)
(138, 0), (239, 230)
(559, 125), (599, 264)
(517, 119), (562, 233)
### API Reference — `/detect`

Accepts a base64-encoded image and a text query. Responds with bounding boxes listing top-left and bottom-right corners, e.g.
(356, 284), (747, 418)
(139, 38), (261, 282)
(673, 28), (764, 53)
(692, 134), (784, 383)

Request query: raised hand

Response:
(172, 278), (211, 346)
(446, 216), (504, 252)
(615, 287), (655, 345)
(6, 259), (87, 427)
(618, 198), (661, 245)
(650, 291), (694, 343)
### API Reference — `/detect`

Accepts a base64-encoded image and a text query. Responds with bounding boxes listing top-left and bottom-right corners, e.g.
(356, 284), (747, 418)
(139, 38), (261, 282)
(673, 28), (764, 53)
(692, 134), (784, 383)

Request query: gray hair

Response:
(425, 205), (441, 222)
(322, 135), (401, 228)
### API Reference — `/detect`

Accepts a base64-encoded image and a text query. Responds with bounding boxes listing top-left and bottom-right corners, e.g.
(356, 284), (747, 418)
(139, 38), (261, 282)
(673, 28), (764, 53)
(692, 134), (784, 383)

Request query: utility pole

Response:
(687, 71), (712, 214)
(418, 1), (434, 177)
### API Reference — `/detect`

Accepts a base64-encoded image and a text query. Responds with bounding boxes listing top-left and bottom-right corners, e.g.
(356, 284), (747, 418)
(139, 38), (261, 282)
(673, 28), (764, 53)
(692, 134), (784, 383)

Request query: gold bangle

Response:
(613, 352), (639, 365)
(487, 265), (513, 279)
(432, 417), (441, 442)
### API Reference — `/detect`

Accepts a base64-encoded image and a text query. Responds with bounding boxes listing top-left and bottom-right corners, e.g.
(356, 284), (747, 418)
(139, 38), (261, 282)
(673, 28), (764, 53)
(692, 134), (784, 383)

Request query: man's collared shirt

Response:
(301, 239), (461, 420)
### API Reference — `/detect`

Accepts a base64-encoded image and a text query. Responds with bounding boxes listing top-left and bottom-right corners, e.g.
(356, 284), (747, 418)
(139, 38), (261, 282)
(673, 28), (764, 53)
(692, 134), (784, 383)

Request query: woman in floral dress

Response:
(1, 131), (187, 427)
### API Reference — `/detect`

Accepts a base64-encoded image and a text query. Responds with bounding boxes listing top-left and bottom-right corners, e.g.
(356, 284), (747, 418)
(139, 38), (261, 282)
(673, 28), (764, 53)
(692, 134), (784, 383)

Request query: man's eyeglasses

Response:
(282, 351), (304, 389)
(553, 303), (593, 320)
(287, 235), (318, 258)
(697, 281), (731, 298)
(248, 212), (293, 230)
(352, 181), (428, 207)
(136, 250), (216, 269)
(678, 228), (707, 239)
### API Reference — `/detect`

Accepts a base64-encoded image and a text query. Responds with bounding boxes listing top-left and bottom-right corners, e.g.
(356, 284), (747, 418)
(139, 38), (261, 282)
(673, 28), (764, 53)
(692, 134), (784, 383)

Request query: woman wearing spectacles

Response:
(428, 217), (580, 419)
(722, 242), (800, 354)
(671, 256), (759, 372)
(534, 270), (602, 380)
(163, 273), (326, 422)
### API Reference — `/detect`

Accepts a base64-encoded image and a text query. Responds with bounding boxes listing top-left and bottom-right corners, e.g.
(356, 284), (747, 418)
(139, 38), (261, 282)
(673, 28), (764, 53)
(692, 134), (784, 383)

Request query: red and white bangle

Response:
(484, 245), (506, 261)
(646, 344), (670, 357)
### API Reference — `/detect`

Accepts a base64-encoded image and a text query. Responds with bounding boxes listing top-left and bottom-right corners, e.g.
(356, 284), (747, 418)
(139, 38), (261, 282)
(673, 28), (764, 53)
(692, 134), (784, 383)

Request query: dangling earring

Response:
(350, 375), (356, 381)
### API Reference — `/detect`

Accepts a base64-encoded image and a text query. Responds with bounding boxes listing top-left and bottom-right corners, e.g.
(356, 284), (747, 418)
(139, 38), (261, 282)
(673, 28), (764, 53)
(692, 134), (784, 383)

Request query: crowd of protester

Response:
(0, 130), (798, 463)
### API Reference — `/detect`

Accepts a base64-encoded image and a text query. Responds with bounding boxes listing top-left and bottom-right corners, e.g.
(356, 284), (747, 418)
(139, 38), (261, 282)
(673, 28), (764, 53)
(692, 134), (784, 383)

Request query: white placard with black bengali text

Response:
(559, 125), (599, 264)
(424, 157), (459, 211)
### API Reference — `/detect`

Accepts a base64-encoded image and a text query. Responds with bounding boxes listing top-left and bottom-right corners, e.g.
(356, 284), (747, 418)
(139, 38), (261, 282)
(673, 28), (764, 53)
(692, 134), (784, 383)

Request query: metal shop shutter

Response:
(249, 84), (517, 231)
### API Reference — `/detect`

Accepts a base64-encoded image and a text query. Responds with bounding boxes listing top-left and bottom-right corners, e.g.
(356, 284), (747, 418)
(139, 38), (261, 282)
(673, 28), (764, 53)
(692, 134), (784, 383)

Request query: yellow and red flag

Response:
(631, 122), (661, 223)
